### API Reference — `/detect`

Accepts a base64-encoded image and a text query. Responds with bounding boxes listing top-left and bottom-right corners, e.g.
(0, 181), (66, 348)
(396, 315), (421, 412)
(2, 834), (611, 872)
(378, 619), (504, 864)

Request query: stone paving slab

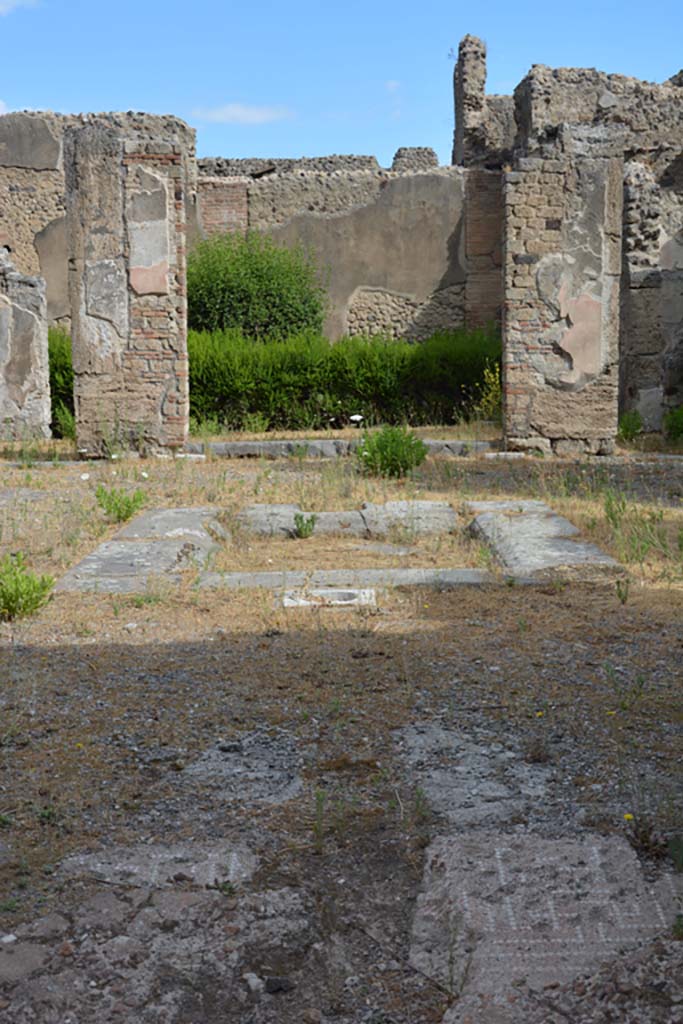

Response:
(237, 500), (458, 538)
(199, 567), (495, 589)
(57, 508), (223, 593)
(467, 500), (619, 576)
(360, 499), (458, 536)
(182, 729), (304, 805)
(116, 506), (225, 541)
(60, 841), (257, 888)
(56, 538), (211, 593)
(396, 724), (551, 827)
(411, 832), (681, 1024)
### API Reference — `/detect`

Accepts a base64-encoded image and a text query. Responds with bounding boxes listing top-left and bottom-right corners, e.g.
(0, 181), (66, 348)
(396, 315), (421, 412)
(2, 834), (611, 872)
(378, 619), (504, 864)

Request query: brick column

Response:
(464, 169), (503, 327)
(502, 126), (623, 455)
(65, 126), (189, 455)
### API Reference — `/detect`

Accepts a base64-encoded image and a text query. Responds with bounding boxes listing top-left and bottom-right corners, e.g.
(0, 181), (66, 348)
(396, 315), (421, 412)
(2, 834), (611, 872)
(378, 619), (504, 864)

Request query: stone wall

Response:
(619, 165), (683, 426)
(0, 111), (196, 325)
(267, 169), (470, 339)
(65, 124), (190, 455)
(0, 249), (50, 439)
(514, 66), (683, 178)
(192, 152), (500, 340)
(465, 169), (503, 327)
(502, 126), (623, 454)
(452, 35), (515, 168)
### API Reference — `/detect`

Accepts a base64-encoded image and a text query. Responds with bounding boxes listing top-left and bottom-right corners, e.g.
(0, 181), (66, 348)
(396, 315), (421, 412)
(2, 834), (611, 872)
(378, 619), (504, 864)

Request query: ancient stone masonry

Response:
(0, 249), (50, 439)
(451, 36), (683, 446)
(194, 149), (483, 339)
(452, 35), (515, 168)
(0, 112), (196, 323)
(502, 126), (623, 454)
(65, 124), (190, 455)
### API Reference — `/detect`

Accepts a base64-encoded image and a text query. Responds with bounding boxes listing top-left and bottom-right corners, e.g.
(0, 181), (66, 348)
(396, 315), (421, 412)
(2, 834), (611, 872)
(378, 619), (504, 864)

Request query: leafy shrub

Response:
(187, 233), (326, 338)
(357, 425), (428, 478)
(95, 485), (146, 523)
(54, 403), (76, 441)
(188, 327), (501, 431)
(48, 327), (74, 437)
(663, 405), (683, 442)
(0, 553), (54, 621)
(618, 409), (644, 443)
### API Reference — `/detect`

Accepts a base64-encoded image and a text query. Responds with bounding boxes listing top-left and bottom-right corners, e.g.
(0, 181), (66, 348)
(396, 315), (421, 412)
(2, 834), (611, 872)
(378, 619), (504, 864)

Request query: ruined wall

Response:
(192, 148), (502, 339)
(65, 124), (190, 455)
(452, 35), (515, 168)
(502, 126), (623, 454)
(266, 169), (469, 340)
(620, 164), (683, 425)
(0, 111), (196, 323)
(0, 250), (50, 439)
(514, 66), (683, 177)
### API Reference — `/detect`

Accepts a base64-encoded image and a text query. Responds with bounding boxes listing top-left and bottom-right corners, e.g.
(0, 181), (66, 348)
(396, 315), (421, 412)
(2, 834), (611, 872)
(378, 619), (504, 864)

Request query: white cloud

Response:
(192, 103), (292, 125)
(0, 101), (7, 115)
(0, 0), (37, 14)
(385, 80), (401, 94)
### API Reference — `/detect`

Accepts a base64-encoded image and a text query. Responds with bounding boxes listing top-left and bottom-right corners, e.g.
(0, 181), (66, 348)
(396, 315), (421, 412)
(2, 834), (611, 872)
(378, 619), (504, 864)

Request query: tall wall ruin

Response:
(65, 122), (191, 455)
(450, 34), (683, 450)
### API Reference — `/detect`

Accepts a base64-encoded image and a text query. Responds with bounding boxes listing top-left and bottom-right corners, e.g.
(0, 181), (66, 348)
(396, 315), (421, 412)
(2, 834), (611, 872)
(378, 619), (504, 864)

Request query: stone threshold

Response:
(183, 438), (494, 459)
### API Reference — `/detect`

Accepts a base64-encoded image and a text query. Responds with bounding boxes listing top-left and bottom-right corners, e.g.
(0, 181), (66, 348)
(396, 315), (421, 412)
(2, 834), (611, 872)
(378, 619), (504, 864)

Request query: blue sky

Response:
(2, 0), (682, 167)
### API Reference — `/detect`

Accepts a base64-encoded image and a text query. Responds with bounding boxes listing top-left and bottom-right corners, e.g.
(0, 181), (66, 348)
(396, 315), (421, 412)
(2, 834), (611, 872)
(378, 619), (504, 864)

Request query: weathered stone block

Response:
(0, 250), (50, 439)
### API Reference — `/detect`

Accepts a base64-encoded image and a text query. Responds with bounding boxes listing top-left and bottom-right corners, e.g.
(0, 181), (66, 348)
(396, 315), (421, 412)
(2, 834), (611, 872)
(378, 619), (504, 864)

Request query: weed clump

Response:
(0, 553), (54, 621)
(617, 409), (643, 444)
(293, 512), (317, 539)
(95, 484), (146, 523)
(357, 425), (428, 478)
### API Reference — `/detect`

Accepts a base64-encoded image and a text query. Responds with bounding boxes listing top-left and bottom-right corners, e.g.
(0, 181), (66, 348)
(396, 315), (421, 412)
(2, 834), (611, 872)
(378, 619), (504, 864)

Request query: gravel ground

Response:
(0, 452), (681, 1022)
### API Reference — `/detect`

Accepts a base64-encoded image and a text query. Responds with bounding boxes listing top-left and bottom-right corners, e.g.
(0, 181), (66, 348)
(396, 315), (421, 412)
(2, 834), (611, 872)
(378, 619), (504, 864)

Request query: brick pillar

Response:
(65, 126), (189, 455)
(502, 126), (623, 455)
(465, 169), (503, 327)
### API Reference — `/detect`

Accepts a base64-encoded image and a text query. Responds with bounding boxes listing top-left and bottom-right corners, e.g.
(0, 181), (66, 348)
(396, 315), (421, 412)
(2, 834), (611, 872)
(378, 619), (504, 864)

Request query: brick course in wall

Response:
(465, 169), (503, 328)
(196, 176), (248, 236)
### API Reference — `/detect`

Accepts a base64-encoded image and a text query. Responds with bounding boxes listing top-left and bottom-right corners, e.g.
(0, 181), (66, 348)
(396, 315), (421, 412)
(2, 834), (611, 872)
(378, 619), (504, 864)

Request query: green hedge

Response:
(46, 326), (501, 433)
(188, 328), (501, 430)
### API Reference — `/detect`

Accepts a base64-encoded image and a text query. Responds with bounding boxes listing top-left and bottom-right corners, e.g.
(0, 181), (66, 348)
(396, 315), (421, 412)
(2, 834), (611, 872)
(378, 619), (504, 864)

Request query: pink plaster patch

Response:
(130, 261), (169, 296)
(557, 283), (602, 381)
